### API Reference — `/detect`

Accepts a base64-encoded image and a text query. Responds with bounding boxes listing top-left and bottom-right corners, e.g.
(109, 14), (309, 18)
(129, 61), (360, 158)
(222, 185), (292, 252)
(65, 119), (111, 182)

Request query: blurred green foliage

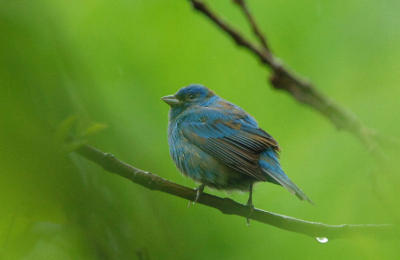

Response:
(1, 0), (399, 259)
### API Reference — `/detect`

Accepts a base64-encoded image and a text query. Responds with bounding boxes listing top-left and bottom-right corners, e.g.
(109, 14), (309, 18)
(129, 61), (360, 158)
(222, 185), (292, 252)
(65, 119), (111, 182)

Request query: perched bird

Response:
(162, 84), (312, 210)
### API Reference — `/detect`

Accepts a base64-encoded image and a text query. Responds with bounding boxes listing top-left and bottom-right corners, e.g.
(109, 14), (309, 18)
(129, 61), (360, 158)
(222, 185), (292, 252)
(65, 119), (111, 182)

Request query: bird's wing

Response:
(180, 106), (279, 181)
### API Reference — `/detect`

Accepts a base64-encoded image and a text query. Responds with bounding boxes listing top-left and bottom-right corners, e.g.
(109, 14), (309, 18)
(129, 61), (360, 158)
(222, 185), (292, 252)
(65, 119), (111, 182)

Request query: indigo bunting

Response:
(162, 84), (312, 209)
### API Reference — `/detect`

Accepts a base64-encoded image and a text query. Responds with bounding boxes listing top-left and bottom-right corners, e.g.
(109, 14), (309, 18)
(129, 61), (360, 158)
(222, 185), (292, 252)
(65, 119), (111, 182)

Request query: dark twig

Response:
(233, 0), (270, 52)
(190, 0), (274, 65)
(76, 144), (395, 240)
(189, 0), (389, 159)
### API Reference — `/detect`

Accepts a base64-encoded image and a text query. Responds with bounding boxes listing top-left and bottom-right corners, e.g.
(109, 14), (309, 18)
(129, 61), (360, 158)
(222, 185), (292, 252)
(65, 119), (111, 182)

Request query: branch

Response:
(233, 0), (270, 52)
(75, 144), (394, 240)
(189, 0), (389, 158)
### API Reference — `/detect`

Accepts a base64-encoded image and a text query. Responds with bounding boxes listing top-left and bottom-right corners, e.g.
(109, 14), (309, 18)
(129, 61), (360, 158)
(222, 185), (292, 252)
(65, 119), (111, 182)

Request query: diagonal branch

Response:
(233, 0), (270, 52)
(189, 0), (387, 159)
(75, 144), (394, 240)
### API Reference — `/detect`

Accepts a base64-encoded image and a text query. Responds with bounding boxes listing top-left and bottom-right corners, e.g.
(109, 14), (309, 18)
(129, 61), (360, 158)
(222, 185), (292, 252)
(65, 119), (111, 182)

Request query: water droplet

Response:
(315, 237), (329, 244)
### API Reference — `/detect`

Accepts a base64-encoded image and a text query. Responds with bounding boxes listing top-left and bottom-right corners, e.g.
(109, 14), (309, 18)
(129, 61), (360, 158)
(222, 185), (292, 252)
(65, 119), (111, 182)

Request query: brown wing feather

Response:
(182, 121), (278, 181)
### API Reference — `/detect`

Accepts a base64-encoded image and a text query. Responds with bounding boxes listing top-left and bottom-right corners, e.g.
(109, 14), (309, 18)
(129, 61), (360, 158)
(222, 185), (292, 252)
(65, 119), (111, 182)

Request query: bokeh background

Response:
(1, 0), (400, 259)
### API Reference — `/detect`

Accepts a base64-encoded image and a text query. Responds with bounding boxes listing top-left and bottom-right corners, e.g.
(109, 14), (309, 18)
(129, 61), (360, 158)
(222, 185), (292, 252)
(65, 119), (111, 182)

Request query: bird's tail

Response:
(259, 149), (313, 204)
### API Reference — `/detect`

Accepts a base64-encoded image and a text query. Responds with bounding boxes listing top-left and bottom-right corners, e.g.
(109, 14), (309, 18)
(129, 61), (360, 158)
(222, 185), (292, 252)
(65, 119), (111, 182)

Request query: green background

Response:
(1, 0), (399, 259)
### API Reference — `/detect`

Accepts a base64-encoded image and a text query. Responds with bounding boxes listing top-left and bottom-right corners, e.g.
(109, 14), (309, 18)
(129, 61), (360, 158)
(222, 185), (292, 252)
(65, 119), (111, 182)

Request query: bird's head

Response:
(162, 84), (216, 117)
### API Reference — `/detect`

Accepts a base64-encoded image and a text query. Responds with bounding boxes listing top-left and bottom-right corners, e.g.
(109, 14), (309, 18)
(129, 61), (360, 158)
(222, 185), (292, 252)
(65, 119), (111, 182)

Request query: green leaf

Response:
(54, 115), (78, 143)
(80, 123), (108, 137)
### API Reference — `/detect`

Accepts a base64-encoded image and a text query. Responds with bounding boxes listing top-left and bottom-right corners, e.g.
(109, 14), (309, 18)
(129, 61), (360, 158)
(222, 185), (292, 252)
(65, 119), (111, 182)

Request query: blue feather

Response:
(163, 84), (312, 203)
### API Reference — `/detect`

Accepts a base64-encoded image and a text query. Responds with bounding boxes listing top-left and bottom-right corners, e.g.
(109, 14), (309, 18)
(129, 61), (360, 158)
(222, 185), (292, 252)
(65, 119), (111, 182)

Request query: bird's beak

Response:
(161, 95), (180, 106)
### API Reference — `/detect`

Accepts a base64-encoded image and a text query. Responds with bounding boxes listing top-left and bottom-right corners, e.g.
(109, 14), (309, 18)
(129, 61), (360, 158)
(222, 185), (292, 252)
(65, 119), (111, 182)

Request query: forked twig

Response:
(189, 0), (392, 159)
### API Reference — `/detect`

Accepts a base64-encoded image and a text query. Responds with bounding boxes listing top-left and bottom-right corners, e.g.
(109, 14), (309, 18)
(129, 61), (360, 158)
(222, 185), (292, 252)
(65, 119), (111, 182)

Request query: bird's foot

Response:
(246, 184), (254, 225)
(194, 184), (205, 203)
(246, 201), (255, 226)
(188, 184), (205, 207)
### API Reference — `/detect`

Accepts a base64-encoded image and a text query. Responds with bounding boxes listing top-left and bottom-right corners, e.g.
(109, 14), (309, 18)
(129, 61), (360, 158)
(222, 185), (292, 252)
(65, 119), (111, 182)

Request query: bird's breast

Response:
(167, 120), (198, 176)
(167, 119), (253, 190)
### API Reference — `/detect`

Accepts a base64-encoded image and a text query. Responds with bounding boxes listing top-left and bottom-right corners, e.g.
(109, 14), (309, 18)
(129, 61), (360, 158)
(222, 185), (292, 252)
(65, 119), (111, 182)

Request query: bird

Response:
(162, 84), (312, 212)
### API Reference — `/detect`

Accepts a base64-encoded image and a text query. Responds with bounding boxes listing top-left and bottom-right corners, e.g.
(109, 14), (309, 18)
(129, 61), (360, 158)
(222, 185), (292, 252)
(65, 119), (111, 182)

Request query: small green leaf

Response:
(81, 123), (108, 137)
(55, 115), (78, 143)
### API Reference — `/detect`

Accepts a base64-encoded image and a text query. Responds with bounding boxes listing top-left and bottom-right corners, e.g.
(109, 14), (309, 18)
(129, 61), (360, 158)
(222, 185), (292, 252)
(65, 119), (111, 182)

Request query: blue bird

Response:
(162, 84), (312, 210)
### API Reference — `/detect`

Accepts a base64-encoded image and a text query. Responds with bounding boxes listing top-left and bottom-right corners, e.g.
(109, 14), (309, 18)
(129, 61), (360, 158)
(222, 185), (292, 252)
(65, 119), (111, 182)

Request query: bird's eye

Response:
(188, 94), (195, 100)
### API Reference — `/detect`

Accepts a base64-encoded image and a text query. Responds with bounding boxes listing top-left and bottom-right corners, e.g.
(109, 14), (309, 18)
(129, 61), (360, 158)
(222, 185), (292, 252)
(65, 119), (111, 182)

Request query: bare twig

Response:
(189, 0), (389, 158)
(76, 144), (394, 240)
(233, 0), (270, 52)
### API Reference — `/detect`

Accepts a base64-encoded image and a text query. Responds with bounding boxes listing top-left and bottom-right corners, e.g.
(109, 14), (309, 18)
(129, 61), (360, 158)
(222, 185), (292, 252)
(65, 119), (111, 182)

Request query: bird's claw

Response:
(194, 184), (205, 204)
(246, 183), (254, 225)
(246, 201), (255, 225)
(188, 184), (205, 207)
